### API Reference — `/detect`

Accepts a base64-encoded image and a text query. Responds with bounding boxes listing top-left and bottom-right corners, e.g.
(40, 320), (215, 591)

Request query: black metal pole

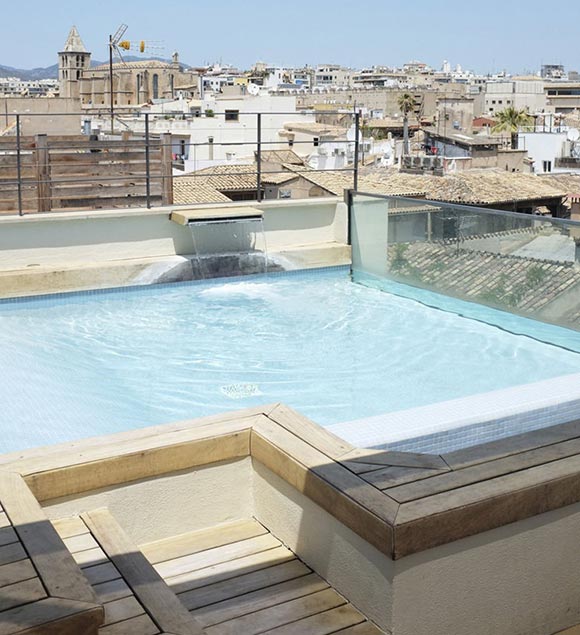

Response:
(109, 35), (114, 135)
(353, 111), (360, 192)
(16, 114), (22, 216)
(256, 113), (262, 202)
(145, 113), (151, 209)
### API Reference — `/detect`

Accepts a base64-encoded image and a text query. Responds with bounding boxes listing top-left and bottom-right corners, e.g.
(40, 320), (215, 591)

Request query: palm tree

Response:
(492, 107), (533, 150)
(398, 93), (417, 156)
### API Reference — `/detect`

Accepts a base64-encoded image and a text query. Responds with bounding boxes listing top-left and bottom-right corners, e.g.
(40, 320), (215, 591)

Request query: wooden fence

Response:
(0, 133), (173, 214)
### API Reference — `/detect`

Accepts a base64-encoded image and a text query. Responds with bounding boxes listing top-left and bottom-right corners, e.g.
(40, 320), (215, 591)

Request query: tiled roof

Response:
(363, 169), (567, 205)
(540, 173), (580, 196)
(173, 178), (232, 204)
(258, 149), (305, 165)
(387, 240), (580, 324)
(286, 167), (426, 198)
(184, 164), (258, 191)
(90, 60), (177, 71)
(282, 122), (348, 137)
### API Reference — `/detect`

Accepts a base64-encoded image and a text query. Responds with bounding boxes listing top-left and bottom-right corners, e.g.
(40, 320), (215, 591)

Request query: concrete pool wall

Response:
(0, 197), (349, 297)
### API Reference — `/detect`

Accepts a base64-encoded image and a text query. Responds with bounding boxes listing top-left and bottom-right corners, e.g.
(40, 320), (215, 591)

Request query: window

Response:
(288, 139), (294, 147)
(543, 160), (552, 172)
(152, 74), (159, 100)
(313, 137), (320, 147)
(225, 110), (239, 122)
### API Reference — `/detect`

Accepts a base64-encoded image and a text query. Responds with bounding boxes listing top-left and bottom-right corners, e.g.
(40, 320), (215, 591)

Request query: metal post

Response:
(16, 115), (23, 216)
(109, 35), (115, 135)
(145, 113), (151, 209)
(353, 111), (360, 192)
(256, 113), (262, 202)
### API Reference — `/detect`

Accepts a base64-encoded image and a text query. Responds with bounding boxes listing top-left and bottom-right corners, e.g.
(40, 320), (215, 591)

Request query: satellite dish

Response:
(247, 83), (260, 96)
(567, 128), (580, 142)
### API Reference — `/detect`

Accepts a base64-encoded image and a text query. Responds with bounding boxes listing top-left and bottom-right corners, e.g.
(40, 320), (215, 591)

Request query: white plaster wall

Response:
(42, 457), (253, 545)
(0, 198), (346, 272)
(392, 503), (580, 635)
(252, 460), (394, 632)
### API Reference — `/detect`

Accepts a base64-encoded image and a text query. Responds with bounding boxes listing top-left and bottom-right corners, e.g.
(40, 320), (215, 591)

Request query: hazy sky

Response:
(2, 0), (579, 73)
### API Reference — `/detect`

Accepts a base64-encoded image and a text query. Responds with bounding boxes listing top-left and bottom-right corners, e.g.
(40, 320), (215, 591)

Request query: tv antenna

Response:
(108, 24), (166, 133)
(108, 24), (128, 133)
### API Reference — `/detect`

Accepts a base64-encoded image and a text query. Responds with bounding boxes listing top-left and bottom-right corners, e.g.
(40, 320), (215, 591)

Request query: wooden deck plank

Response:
(0, 513), (9, 529)
(203, 588), (347, 635)
(0, 526), (18, 548)
(142, 519), (268, 565)
(155, 533), (281, 579)
(179, 560), (311, 611)
(262, 604), (366, 634)
(0, 542), (27, 567)
(388, 436), (580, 504)
(83, 508), (204, 635)
(340, 448), (448, 470)
(191, 573), (329, 627)
(0, 559), (37, 588)
(52, 516), (90, 540)
(0, 598), (103, 635)
(93, 578), (133, 604)
(72, 546), (109, 569)
(63, 531), (100, 553)
(0, 577), (47, 612)
(83, 562), (122, 586)
(332, 622), (386, 634)
(0, 472), (98, 605)
(267, 404), (353, 460)
(340, 462), (396, 476)
(167, 546), (296, 595)
(103, 596), (145, 625)
(99, 612), (161, 634)
(362, 466), (448, 490)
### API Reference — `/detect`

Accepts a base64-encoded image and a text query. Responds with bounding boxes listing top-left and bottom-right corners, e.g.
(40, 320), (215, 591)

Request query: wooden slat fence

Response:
(0, 133), (173, 213)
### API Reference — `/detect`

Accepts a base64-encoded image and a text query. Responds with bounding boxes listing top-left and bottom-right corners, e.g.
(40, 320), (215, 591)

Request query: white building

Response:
(484, 79), (547, 116)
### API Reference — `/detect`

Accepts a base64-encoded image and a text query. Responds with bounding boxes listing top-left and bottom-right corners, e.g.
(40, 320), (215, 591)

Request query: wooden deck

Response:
(141, 518), (384, 635)
(53, 512), (384, 635)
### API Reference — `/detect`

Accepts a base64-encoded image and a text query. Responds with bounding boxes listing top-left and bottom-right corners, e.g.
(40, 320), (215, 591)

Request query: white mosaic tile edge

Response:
(327, 372), (580, 451)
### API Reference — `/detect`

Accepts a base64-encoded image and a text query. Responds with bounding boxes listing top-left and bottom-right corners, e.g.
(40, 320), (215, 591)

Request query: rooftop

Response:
(363, 169), (567, 206)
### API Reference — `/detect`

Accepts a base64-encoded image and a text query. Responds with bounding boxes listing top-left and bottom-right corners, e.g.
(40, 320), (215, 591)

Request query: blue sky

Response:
(3, 0), (580, 73)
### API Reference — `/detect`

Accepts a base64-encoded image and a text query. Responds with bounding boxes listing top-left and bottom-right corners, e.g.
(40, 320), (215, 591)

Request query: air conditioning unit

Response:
(421, 156), (434, 169)
(413, 156), (422, 167)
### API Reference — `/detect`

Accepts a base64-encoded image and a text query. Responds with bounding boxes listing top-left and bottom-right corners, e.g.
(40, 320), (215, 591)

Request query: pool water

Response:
(1, 268), (580, 454)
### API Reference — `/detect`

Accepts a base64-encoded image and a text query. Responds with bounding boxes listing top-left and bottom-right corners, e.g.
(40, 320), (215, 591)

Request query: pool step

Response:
(53, 509), (204, 635)
(140, 518), (387, 634)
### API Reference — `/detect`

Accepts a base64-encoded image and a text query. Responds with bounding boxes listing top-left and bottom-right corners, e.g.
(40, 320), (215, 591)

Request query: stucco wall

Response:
(43, 457), (253, 545)
(392, 503), (580, 635)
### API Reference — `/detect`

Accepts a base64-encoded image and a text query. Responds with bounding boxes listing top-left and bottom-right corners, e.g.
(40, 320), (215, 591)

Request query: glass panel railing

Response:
(350, 192), (580, 334)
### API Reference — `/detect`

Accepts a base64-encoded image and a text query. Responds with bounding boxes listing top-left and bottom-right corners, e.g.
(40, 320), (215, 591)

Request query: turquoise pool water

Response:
(1, 267), (580, 454)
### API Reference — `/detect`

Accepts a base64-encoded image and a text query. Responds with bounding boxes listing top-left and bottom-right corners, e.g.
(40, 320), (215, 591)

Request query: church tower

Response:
(58, 26), (91, 99)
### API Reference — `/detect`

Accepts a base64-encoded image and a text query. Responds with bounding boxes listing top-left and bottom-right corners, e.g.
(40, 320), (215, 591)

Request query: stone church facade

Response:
(58, 27), (199, 107)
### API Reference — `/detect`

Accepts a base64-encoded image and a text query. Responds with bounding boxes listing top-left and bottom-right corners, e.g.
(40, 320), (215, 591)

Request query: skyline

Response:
(2, 0), (580, 74)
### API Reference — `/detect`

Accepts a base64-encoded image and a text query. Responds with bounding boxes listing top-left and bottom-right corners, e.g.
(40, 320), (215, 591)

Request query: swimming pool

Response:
(1, 267), (580, 455)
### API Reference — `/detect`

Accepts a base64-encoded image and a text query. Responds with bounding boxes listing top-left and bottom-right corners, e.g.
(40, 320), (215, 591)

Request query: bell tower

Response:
(58, 26), (91, 100)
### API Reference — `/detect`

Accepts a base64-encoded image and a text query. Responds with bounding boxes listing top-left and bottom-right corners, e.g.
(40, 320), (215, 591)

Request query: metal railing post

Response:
(353, 111), (360, 192)
(145, 113), (151, 209)
(16, 115), (23, 216)
(256, 113), (262, 202)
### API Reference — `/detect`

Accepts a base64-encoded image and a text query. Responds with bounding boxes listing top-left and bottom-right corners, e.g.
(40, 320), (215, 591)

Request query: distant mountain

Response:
(0, 56), (191, 81)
